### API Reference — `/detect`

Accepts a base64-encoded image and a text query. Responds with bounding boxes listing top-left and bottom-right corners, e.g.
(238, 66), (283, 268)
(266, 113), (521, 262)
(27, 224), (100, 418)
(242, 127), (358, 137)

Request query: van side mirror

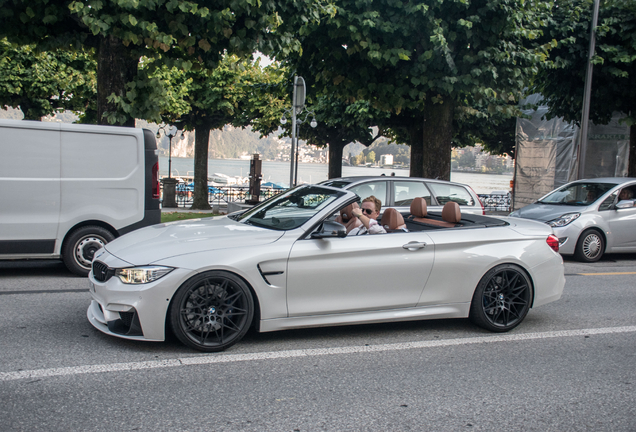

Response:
(311, 221), (347, 239)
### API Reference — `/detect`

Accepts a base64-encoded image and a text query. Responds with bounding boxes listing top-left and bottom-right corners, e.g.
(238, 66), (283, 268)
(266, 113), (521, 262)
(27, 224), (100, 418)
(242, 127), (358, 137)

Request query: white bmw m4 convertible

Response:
(88, 184), (565, 352)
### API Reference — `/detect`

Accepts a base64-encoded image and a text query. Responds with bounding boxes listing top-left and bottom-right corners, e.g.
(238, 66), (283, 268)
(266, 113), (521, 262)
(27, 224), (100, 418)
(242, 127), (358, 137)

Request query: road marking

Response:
(2, 326), (635, 382)
(577, 272), (636, 276)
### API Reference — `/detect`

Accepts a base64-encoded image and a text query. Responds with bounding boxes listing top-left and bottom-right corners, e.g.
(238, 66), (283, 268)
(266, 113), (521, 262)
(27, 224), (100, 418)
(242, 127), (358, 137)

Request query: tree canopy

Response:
(0, 38), (96, 120)
(285, 0), (553, 180)
(529, 0), (636, 175)
(0, 0), (333, 125)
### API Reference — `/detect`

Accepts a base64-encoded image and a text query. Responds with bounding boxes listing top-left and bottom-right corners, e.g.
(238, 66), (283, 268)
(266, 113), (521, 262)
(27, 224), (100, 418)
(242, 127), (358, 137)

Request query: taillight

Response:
(152, 162), (160, 199)
(546, 234), (559, 252)
(469, 186), (485, 215)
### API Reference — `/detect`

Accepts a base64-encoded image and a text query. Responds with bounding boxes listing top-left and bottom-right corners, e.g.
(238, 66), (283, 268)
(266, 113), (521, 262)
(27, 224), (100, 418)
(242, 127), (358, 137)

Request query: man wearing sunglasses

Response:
(349, 195), (387, 235)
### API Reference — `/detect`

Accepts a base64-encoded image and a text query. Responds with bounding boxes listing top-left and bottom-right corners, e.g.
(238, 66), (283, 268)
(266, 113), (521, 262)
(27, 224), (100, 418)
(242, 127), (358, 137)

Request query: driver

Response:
(349, 196), (387, 235)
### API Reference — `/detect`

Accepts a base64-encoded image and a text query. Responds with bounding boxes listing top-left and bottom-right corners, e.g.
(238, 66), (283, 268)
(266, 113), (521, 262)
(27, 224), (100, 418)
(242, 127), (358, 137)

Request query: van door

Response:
(0, 122), (61, 255)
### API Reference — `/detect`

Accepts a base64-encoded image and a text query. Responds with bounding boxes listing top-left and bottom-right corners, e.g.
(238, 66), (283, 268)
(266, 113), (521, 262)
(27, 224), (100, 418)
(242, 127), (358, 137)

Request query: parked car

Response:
(88, 184), (564, 352)
(319, 176), (485, 215)
(509, 177), (636, 262)
(0, 119), (161, 276)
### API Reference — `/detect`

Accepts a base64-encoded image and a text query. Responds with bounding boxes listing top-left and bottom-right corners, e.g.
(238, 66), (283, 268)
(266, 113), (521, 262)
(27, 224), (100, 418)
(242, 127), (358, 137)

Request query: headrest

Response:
(442, 201), (461, 224)
(340, 202), (359, 221)
(410, 197), (427, 218)
(382, 208), (405, 230)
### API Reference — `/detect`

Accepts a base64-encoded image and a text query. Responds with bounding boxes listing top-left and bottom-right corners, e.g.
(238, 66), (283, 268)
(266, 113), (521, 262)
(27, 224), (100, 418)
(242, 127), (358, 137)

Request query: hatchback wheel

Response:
(169, 271), (254, 352)
(574, 229), (605, 262)
(469, 264), (533, 332)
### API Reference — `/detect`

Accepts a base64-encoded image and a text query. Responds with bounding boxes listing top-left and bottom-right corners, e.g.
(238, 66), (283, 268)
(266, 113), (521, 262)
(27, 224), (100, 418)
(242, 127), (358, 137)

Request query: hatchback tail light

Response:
(546, 234), (559, 252)
(152, 162), (160, 199)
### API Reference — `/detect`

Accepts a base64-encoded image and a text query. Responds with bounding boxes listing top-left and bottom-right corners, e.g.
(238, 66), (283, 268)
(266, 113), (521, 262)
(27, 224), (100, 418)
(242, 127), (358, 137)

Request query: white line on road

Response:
(2, 326), (635, 382)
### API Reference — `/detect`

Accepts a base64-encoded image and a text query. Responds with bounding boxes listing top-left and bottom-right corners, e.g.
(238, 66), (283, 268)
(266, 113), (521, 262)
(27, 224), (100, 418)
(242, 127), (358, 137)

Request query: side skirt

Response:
(258, 303), (471, 333)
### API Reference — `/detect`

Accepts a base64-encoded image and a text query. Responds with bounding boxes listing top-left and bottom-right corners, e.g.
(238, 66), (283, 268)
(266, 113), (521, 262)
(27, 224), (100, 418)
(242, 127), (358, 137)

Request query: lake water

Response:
(160, 156), (512, 194)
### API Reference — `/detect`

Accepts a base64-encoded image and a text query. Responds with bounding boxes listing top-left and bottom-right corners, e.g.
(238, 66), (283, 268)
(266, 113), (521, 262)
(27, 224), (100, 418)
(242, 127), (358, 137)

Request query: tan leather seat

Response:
(382, 208), (407, 232)
(338, 202), (363, 233)
(410, 199), (461, 228)
(410, 197), (428, 223)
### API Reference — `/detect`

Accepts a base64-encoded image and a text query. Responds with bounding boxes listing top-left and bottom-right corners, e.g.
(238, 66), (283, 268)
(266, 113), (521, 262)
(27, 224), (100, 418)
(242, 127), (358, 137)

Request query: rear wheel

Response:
(469, 264), (533, 332)
(169, 271), (254, 352)
(574, 229), (605, 262)
(62, 226), (114, 276)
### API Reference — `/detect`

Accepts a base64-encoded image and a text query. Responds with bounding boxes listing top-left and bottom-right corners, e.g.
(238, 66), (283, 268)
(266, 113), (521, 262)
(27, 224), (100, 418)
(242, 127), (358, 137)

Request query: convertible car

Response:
(87, 185), (565, 352)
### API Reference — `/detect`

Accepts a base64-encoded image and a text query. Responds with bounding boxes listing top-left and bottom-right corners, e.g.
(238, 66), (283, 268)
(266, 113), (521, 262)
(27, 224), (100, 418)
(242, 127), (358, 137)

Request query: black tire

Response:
(573, 229), (605, 262)
(469, 264), (533, 332)
(62, 226), (115, 276)
(169, 271), (254, 352)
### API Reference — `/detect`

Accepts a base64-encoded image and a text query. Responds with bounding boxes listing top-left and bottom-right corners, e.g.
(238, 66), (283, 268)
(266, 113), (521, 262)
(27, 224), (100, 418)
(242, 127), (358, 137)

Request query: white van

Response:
(0, 119), (161, 275)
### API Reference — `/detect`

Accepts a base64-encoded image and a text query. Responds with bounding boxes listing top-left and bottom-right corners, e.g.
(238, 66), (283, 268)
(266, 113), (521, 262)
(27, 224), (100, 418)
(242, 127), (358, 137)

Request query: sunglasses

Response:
(361, 208), (374, 215)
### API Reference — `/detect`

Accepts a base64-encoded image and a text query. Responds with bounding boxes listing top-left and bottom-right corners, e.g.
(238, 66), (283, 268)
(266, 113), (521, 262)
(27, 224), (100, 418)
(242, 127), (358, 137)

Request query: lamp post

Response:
(577, 0), (600, 180)
(280, 76), (317, 187)
(156, 124), (185, 179)
(156, 125), (185, 208)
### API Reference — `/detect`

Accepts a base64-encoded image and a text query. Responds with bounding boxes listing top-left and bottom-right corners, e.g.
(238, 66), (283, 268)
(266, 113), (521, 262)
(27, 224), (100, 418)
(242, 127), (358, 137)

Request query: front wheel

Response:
(469, 264), (533, 332)
(62, 226), (115, 276)
(169, 271), (254, 352)
(574, 229), (605, 262)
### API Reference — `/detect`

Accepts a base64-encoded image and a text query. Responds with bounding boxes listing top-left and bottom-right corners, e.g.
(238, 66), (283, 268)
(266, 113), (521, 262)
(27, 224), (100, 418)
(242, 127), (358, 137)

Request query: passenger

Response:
(618, 188), (635, 205)
(349, 195), (387, 235)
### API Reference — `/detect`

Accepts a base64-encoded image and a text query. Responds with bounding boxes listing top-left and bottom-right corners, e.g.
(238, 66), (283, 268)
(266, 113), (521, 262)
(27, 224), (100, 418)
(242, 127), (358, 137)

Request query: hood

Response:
(511, 203), (585, 222)
(105, 216), (284, 265)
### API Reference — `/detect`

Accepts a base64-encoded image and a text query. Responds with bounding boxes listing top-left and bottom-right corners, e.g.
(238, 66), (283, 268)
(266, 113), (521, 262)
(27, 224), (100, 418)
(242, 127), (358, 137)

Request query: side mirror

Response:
(311, 220), (347, 239)
(616, 199), (635, 209)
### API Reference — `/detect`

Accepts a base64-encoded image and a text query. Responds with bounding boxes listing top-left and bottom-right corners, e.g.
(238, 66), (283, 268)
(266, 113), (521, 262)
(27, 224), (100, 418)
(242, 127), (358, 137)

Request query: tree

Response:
(529, 0), (636, 176)
(292, 97), (387, 178)
(0, 38), (96, 120)
(138, 55), (287, 209)
(0, 0), (333, 126)
(285, 0), (552, 180)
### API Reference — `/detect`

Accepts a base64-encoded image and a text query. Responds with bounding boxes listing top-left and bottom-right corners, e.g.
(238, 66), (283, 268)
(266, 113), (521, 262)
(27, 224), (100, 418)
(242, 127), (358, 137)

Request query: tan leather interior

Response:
(382, 208), (405, 231)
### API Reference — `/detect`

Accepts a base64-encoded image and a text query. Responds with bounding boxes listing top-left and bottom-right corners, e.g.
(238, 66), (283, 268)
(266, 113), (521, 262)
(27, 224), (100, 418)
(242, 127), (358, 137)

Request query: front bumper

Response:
(87, 264), (193, 342)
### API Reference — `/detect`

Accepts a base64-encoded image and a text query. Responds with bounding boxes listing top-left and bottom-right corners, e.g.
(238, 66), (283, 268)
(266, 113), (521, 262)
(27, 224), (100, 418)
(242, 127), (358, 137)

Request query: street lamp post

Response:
(156, 125), (185, 208)
(156, 124), (185, 179)
(280, 76), (317, 187)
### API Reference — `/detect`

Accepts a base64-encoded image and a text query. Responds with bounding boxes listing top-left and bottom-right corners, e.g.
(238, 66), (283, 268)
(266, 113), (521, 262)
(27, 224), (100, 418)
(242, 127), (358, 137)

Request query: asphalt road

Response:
(0, 255), (635, 431)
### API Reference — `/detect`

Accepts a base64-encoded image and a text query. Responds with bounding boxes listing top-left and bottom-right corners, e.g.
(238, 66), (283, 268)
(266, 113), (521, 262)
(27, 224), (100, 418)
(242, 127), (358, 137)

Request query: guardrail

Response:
(478, 193), (511, 213)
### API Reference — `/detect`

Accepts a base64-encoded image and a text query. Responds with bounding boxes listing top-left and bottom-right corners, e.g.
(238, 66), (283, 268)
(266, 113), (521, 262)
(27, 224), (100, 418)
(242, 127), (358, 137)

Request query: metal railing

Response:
(478, 193), (511, 213)
(171, 185), (284, 208)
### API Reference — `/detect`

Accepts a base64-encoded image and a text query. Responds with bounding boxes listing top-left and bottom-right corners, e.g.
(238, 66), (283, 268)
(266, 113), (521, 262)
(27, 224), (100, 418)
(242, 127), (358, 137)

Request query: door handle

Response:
(402, 241), (427, 250)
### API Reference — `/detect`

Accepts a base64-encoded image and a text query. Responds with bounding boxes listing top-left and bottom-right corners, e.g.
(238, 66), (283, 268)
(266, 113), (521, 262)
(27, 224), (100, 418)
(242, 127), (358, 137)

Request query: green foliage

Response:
(530, 0), (636, 126)
(0, 38), (96, 120)
(0, 0), (334, 124)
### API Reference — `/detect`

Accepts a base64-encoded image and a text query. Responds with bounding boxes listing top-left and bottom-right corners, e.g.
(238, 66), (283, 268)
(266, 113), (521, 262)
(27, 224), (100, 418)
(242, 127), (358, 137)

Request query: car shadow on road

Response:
(0, 259), (79, 278)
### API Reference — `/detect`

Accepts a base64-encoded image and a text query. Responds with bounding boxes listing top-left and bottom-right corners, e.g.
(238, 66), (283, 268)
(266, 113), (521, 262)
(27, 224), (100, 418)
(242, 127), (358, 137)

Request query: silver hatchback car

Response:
(509, 177), (636, 262)
(319, 176), (485, 215)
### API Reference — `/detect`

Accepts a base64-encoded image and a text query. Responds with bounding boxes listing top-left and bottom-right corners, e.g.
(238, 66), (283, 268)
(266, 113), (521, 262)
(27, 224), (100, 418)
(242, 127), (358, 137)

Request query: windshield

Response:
(539, 182), (617, 206)
(319, 179), (352, 188)
(238, 185), (345, 230)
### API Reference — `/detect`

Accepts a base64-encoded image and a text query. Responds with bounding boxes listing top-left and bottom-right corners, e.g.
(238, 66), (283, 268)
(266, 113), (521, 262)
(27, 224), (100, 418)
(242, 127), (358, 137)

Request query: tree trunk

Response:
(420, 101), (454, 180)
(328, 143), (345, 178)
(191, 125), (212, 210)
(629, 124), (636, 177)
(409, 119), (424, 178)
(97, 35), (137, 126)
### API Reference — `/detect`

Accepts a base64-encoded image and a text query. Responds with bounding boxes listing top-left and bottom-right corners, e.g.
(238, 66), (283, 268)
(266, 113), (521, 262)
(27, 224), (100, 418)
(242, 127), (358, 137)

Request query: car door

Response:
(607, 186), (636, 251)
(286, 231), (435, 316)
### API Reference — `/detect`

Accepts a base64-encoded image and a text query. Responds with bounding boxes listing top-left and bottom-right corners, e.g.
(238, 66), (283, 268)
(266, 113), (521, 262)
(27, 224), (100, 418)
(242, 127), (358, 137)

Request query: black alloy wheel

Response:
(469, 264), (533, 332)
(170, 271), (254, 352)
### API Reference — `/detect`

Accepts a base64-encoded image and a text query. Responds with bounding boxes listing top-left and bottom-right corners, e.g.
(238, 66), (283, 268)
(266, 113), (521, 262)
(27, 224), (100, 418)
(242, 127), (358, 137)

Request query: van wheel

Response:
(63, 226), (115, 277)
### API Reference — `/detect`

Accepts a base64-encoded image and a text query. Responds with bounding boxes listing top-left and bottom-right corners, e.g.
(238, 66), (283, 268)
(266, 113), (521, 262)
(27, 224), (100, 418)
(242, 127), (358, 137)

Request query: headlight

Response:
(115, 266), (174, 284)
(546, 213), (580, 227)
